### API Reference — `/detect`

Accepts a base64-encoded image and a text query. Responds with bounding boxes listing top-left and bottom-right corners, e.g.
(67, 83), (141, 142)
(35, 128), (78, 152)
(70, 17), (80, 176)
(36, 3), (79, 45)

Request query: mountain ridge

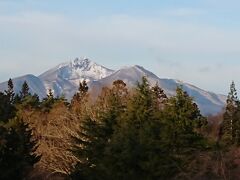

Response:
(0, 57), (226, 115)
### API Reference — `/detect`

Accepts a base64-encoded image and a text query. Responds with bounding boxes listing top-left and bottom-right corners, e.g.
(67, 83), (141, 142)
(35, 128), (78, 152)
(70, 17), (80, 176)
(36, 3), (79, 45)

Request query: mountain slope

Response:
(0, 74), (47, 98)
(89, 65), (226, 115)
(0, 58), (226, 115)
(39, 57), (114, 99)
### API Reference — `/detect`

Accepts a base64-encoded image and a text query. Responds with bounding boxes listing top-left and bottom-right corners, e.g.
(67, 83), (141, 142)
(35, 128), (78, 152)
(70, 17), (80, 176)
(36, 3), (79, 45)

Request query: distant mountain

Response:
(89, 65), (226, 115)
(39, 58), (114, 99)
(0, 74), (46, 98)
(0, 57), (226, 115)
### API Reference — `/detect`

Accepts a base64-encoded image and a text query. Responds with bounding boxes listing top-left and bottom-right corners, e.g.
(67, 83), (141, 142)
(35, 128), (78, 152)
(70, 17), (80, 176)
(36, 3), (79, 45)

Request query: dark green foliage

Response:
(163, 86), (208, 177)
(13, 81), (40, 110)
(0, 79), (16, 123)
(71, 78), (208, 180)
(5, 78), (15, 103)
(221, 81), (240, 145)
(0, 118), (40, 180)
(104, 77), (172, 179)
(40, 89), (55, 112)
(3, 76), (240, 179)
(71, 80), (128, 180)
(20, 81), (30, 99)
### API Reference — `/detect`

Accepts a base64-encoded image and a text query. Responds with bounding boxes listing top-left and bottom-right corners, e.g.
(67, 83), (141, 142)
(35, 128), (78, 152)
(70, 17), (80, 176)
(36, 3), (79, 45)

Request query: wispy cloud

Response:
(0, 11), (240, 93)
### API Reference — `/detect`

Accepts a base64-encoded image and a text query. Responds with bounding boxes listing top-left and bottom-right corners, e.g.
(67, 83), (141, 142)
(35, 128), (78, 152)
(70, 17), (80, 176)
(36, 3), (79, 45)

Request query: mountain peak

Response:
(0, 58), (226, 115)
(41, 57), (114, 81)
(70, 57), (93, 70)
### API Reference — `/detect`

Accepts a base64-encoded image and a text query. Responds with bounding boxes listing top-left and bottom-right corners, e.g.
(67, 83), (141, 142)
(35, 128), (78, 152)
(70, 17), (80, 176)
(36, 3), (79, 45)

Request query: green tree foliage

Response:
(151, 82), (168, 108)
(0, 118), (40, 180)
(40, 89), (55, 112)
(221, 81), (240, 145)
(0, 79), (16, 123)
(103, 77), (172, 179)
(71, 80), (129, 179)
(5, 78), (15, 103)
(71, 78), (208, 180)
(4, 76), (240, 179)
(163, 86), (208, 178)
(14, 81), (40, 110)
(20, 81), (30, 99)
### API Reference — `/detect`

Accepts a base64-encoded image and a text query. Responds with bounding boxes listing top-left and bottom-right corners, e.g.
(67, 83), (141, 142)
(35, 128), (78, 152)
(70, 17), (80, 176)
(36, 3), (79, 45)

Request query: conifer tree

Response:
(162, 86), (207, 178)
(164, 86), (207, 150)
(102, 77), (173, 179)
(71, 80), (129, 179)
(20, 81), (30, 99)
(72, 80), (89, 103)
(221, 81), (240, 145)
(151, 83), (168, 109)
(0, 118), (40, 179)
(0, 90), (16, 123)
(40, 89), (55, 112)
(5, 78), (15, 103)
(70, 80), (89, 113)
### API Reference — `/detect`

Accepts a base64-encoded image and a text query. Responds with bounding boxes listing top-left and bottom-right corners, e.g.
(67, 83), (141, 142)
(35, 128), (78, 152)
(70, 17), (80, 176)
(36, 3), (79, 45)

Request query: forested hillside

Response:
(1, 77), (240, 180)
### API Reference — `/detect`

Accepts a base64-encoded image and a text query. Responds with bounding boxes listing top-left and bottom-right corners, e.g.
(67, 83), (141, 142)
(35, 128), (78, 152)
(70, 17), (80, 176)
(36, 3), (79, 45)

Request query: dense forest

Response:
(1, 77), (240, 179)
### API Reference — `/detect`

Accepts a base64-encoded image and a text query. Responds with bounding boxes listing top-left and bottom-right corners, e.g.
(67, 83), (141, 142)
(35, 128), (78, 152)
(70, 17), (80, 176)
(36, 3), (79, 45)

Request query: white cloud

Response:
(0, 12), (240, 93)
(1, 12), (240, 54)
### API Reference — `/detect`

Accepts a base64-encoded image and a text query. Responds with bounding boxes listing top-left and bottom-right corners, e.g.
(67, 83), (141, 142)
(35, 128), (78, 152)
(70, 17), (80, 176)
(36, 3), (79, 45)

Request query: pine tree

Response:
(164, 86), (207, 150)
(5, 78), (15, 103)
(151, 83), (168, 110)
(0, 79), (16, 123)
(163, 86), (207, 178)
(71, 80), (89, 114)
(221, 81), (239, 145)
(20, 81), (30, 99)
(72, 80), (89, 103)
(71, 80), (128, 179)
(103, 77), (173, 179)
(0, 118), (40, 179)
(40, 89), (56, 112)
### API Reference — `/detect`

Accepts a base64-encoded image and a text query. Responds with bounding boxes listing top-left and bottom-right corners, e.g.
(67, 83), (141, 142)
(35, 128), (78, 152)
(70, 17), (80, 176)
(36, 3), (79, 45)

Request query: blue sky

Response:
(1, 0), (240, 94)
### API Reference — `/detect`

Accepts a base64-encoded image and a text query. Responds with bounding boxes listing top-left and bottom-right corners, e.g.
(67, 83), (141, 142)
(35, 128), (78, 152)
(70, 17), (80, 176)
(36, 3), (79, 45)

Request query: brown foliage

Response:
(19, 101), (80, 177)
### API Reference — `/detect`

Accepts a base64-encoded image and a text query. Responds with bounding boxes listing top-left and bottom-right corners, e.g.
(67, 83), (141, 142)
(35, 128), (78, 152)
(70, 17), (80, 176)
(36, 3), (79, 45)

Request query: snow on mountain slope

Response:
(0, 74), (47, 98)
(89, 65), (226, 116)
(0, 59), (226, 115)
(39, 57), (114, 99)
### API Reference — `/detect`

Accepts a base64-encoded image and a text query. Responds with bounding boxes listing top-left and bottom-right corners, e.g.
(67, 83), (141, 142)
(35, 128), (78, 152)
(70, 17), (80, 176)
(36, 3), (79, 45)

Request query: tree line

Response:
(1, 77), (240, 179)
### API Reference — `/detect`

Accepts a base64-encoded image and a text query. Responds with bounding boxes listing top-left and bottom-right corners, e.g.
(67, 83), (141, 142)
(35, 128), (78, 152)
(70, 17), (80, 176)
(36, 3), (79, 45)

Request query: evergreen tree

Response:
(5, 78), (15, 103)
(151, 83), (168, 110)
(0, 91), (16, 123)
(102, 77), (173, 179)
(71, 80), (128, 179)
(20, 81), (30, 99)
(0, 118), (40, 179)
(72, 80), (89, 104)
(42, 89), (54, 107)
(163, 86), (207, 178)
(221, 81), (240, 145)
(165, 86), (207, 147)
(71, 80), (89, 114)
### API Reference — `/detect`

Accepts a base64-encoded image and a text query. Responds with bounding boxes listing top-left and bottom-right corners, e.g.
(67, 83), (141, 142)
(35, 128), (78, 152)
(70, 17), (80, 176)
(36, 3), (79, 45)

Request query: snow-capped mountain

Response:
(0, 58), (226, 115)
(39, 57), (114, 99)
(89, 65), (226, 115)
